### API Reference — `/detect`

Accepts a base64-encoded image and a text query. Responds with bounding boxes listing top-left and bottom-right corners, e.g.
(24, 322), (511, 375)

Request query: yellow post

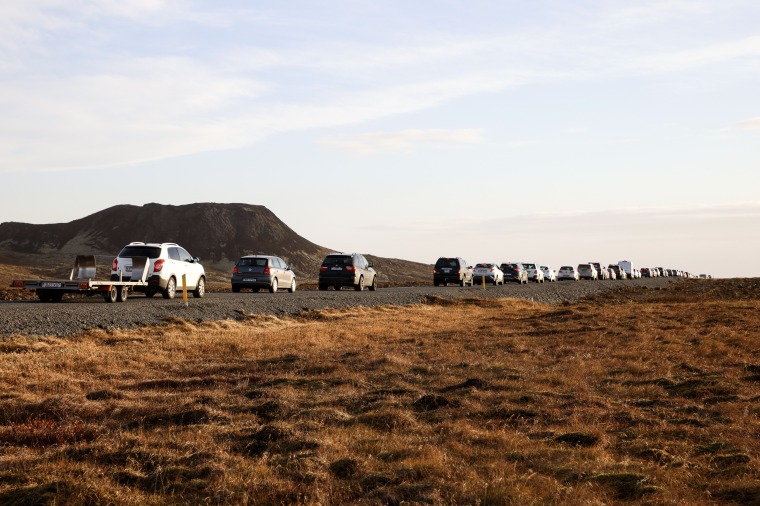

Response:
(182, 274), (188, 305)
(482, 274), (486, 289)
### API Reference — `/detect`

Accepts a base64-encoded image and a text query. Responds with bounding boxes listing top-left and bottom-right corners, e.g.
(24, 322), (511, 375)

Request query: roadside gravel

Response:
(0, 278), (675, 337)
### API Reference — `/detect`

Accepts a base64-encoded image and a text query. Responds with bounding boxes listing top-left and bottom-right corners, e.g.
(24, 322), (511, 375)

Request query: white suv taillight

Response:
(154, 259), (165, 272)
(112, 258), (118, 271)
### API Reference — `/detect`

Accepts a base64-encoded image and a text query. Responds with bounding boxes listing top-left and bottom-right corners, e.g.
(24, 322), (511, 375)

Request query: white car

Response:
(473, 263), (504, 285)
(522, 263), (545, 283)
(578, 263), (598, 280)
(540, 265), (557, 282)
(111, 242), (206, 299)
(557, 265), (579, 281)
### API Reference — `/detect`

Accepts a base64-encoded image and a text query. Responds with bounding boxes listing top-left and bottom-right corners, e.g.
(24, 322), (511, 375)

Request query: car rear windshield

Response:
(523, 263), (535, 269)
(118, 246), (161, 259)
(560, 266), (573, 270)
(238, 258), (269, 267)
(322, 255), (352, 266)
(435, 258), (459, 268)
(502, 264), (518, 269)
(476, 263), (493, 268)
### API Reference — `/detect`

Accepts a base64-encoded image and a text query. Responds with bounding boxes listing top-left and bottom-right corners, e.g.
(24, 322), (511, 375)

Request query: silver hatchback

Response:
(231, 255), (296, 293)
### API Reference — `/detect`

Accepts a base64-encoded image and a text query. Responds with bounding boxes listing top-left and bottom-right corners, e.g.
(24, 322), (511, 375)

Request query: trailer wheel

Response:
(104, 286), (118, 303)
(117, 285), (129, 302)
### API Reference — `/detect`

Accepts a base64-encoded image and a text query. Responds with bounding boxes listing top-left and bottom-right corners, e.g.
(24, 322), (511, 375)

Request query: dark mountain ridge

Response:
(0, 203), (430, 282)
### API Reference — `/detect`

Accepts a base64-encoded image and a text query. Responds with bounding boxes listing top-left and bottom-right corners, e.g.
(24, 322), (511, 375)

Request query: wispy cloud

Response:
(608, 0), (713, 24)
(737, 116), (760, 130)
(1, 1), (759, 173)
(319, 129), (484, 155)
(633, 36), (760, 73)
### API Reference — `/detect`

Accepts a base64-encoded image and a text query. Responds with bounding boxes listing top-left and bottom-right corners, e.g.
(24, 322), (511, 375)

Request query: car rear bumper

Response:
(231, 274), (274, 288)
(319, 274), (359, 286)
(434, 274), (463, 284)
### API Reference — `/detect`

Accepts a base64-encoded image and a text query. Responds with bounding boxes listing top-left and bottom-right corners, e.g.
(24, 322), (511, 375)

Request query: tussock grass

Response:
(0, 280), (758, 504)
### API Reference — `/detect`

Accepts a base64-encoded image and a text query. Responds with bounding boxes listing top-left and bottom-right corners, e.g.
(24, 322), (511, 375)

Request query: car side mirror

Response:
(368, 262), (373, 268)
(193, 257), (201, 263)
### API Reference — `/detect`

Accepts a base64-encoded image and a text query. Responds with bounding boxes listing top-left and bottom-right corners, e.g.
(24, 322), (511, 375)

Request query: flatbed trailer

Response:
(10, 255), (150, 303)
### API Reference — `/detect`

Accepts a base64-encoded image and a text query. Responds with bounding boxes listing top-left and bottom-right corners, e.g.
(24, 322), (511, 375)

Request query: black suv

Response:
(318, 253), (377, 291)
(500, 262), (528, 284)
(433, 257), (473, 287)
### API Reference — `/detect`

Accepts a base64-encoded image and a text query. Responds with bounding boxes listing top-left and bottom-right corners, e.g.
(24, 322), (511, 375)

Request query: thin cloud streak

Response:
(737, 117), (760, 130)
(319, 129), (484, 155)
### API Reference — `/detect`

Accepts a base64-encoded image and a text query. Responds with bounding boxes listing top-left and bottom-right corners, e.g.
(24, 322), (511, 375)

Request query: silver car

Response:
(557, 265), (579, 281)
(522, 263), (545, 283)
(578, 263), (598, 280)
(473, 263), (504, 285)
(231, 255), (296, 293)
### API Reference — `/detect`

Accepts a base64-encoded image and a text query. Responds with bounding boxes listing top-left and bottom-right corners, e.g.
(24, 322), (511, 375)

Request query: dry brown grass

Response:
(0, 280), (758, 504)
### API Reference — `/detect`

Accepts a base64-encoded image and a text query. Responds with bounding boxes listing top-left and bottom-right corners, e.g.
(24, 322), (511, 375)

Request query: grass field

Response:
(0, 279), (758, 504)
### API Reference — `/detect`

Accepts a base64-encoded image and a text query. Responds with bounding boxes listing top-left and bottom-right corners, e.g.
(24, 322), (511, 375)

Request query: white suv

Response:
(111, 242), (206, 299)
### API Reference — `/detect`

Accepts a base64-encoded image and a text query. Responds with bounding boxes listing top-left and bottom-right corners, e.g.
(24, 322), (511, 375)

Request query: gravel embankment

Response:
(0, 278), (675, 337)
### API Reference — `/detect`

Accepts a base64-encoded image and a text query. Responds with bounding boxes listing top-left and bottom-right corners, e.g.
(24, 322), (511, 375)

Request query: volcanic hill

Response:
(0, 203), (430, 282)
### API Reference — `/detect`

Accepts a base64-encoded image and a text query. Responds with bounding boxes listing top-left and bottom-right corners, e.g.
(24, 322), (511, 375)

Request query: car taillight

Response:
(112, 258), (118, 271)
(232, 266), (239, 274)
(154, 259), (164, 272)
(433, 269), (438, 273)
(346, 266), (356, 272)
(263, 267), (270, 274)
(320, 266), (328, 271)
(457, 269), (461, 274)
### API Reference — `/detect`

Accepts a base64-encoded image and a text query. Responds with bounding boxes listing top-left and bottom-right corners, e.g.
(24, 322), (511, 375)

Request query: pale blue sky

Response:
(1, 1), (758, 277)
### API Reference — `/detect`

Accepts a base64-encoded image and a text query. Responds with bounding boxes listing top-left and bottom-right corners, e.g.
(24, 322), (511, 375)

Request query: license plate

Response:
(442, 268), (451, 273)
(41, 282), (62, 288)
(125, 266), (132, 272)
(243, 278), (257, 282)
(331, 267), (342, 270)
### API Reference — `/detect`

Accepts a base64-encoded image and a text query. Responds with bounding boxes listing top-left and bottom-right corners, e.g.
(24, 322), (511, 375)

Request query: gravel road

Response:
(0, 278), (675, 337)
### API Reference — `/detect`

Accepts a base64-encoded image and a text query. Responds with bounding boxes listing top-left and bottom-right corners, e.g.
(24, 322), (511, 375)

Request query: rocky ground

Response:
(0, 278), (675, 337)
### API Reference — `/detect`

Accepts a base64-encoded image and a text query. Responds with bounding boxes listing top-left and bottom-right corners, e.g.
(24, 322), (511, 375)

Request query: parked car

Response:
(433, 257), (473, 287)
(656, 267), (668, 277)
(607, 267), (617, 280)
(500, 262), (528, 284)
(522, 263), (545, 283)
(473, 263), (504, 285)
(319, 253), (377, 291)
(541, 265), (557, 282)
(111, 242), (205, 299)
(557, 265), (579, 281)
(578, 263), (597, 280)
(231, 255), (296, 293)
(641, 267), (652, 278)
(590, 262), (608, 280)
(609, 264), (626, 280)
(618, 260), (635, 279)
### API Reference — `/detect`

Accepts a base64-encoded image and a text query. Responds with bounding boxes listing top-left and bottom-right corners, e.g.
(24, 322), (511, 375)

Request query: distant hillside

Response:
(0, 203), (430, 282)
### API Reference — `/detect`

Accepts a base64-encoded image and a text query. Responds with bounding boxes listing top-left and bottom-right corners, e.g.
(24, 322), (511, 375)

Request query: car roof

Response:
(126, 242), (178, 248)
(239, 255), (277, 259)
